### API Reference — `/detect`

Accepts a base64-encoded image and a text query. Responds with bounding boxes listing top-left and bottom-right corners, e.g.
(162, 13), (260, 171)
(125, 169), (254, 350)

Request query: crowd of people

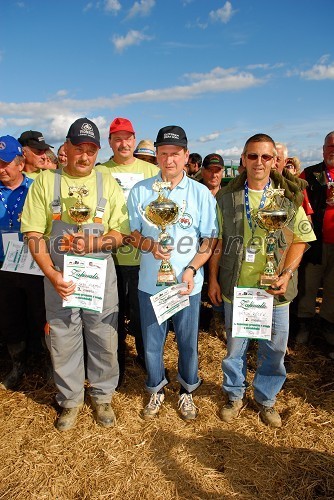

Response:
(0, 117), (332, 432)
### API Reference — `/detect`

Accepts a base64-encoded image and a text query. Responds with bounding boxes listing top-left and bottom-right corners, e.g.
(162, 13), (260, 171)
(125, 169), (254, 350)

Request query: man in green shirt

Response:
(22, 118), (130, 431)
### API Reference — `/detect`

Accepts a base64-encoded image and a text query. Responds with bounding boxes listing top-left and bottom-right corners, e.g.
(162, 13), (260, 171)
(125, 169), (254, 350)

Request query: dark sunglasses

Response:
(246, 153), (274, 162)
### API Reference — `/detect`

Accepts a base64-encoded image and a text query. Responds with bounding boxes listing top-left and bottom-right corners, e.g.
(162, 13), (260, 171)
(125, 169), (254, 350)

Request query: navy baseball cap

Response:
(154, 125), (188, 148)
(66, 118), (100, 148)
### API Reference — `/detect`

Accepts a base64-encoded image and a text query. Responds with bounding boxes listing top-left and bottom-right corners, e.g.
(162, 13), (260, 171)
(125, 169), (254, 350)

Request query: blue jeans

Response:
(222, 301), (289, 407)
(138, 290), (201, 393)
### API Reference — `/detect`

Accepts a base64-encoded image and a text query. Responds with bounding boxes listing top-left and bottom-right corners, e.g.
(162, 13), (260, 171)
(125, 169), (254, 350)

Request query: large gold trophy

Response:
(253, 186), (294, 287)
(68, 185), (91, 232)
(144, 180), (180, 286)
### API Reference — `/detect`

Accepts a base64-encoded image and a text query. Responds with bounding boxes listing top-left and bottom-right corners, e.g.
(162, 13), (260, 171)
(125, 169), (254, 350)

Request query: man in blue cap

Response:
(0, 136), (46, 389)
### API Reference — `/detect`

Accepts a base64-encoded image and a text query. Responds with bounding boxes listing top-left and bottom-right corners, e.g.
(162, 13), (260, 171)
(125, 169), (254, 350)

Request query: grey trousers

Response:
(44, 260), (119, 408)
(297, 243), (334, 324)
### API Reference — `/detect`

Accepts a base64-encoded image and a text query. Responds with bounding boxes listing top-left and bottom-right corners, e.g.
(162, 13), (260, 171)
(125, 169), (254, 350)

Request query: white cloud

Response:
(0, 66), (264, 144)
(300, 61), (334, 80)
(83, 2), (94, 12)
(56, 90), (69, 97)
(198, 132), (221, 143)
(112, 30), (153, 52)
(127, 0), (155, 18)
(218, 146), (242, 158)
(209, 1), (236, 24)
(105, 0), (121, 13)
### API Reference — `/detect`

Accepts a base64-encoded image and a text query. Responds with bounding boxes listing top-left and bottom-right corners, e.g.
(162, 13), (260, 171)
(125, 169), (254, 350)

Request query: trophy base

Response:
(260, 273), (279, 288)
(156, 271), (178, 286)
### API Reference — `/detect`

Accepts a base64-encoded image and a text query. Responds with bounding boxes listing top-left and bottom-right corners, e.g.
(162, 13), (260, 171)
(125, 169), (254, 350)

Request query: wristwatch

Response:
(185, 265), (197, 276)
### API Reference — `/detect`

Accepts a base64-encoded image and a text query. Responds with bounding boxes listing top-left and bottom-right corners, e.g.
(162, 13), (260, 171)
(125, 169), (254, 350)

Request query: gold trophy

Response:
(253, 186), (294, 287)
(144, 180), (180, 286)
(68, 185), (91, 232)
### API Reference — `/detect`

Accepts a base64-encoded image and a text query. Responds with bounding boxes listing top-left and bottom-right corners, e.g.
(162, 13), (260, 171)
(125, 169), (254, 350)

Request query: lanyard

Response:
(326, 168), (334, 184)
(244, 179), (271, 236)
(0, 177), (29, 228)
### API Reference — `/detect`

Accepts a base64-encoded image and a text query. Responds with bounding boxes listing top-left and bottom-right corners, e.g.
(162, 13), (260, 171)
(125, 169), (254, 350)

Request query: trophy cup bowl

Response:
(68, 185), (91, 232)
(145, 190), (179, 286)
(255, 209), (289, 231)
(69, 202), (91, 231)
(253, 192), (293, 288)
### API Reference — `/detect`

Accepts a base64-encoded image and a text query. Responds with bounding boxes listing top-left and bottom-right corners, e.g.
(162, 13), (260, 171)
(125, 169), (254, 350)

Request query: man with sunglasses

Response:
(208, 133), (315, 428)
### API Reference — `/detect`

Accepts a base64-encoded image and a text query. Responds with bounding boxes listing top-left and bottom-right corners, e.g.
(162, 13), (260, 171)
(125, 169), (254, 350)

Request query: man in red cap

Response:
(96, 117), (159, 385)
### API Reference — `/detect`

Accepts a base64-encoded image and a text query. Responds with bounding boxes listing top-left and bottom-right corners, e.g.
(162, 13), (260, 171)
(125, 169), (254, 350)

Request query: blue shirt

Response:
(0, 174), (33, 261)
(127, 172), (218, 295)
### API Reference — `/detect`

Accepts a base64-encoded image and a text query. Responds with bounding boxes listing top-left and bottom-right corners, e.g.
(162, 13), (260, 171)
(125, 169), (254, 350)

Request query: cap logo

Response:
(164, 133), (180, 140)
(80, 123), (95, 138)
(0, 142), (5, 150)
(38, 136), (45, 142)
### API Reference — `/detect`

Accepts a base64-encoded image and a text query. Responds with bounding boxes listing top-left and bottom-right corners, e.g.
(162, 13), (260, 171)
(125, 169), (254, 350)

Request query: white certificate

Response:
(111, 172), (144, 200)
(232, 287), (273, 340)
(1, 239), (43, 275)
(150, 283), (189, 325)
(62, 255), (107, 313)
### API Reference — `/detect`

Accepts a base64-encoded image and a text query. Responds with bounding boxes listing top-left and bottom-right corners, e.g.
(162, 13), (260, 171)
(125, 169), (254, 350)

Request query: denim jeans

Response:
(222, 301), (289, 407)
(138, 290), (201, 393)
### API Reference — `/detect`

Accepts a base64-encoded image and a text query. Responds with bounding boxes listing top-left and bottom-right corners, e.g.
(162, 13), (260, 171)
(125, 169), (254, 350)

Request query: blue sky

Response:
(1, 0), (333, 167)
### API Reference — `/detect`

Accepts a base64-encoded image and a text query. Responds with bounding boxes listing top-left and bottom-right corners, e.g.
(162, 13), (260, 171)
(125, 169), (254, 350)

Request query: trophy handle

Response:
(137, 203), (157, 228)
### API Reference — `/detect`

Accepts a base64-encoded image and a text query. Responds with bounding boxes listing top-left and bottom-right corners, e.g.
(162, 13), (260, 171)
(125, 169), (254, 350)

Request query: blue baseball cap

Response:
(0, 135), (24, 163)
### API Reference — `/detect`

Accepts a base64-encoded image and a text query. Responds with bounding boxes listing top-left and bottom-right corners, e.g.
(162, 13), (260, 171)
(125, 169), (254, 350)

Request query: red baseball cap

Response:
(109, 117), (135, 135)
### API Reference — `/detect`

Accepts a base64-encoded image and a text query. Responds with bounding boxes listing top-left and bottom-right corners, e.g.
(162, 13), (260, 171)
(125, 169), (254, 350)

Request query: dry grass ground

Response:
(0, 325), (333, 500)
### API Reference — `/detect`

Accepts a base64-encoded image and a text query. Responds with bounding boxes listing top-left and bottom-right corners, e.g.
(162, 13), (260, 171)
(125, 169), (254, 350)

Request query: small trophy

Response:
(68, 185), (91, 232)
(253, 186), (294, 287)
(144, 180), (180, 286)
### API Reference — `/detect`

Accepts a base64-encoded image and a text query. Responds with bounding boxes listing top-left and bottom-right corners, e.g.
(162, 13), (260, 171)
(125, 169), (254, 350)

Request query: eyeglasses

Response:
(285, 165), (295, 170)
(246, 153), (274, 162)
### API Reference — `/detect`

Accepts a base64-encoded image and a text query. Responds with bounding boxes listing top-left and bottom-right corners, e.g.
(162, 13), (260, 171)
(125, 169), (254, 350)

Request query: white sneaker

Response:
(143, 392), (165, 420)
(178, 393), (198, 421)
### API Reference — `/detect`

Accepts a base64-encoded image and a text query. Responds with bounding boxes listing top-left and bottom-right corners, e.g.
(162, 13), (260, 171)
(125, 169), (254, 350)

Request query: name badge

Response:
(245, 246), (256, 262)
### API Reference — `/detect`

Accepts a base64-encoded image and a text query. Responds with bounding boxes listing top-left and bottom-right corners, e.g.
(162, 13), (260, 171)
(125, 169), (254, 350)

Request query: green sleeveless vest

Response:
(216, 170), (303, 304)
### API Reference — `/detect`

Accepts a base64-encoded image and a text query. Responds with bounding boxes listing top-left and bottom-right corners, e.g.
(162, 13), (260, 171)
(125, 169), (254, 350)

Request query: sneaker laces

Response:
(147, 393), (163, 410)
(178, 393), (197, 412)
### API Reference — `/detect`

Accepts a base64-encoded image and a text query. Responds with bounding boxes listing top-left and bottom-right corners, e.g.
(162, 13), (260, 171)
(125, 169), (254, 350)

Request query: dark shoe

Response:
(256, 404), (282, 428)
(220, 399), (245, 423)
(320, 318), (334, 346)
(143, 392), (165, 420)
(91, 401), (116, 428)
(0, 341), (26, 390)
(178, 393), (198, 421)
(56, 407), (81, 431)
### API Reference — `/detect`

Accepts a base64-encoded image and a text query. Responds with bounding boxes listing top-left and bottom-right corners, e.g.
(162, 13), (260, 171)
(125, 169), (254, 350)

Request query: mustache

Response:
(76, 161), (90, 167)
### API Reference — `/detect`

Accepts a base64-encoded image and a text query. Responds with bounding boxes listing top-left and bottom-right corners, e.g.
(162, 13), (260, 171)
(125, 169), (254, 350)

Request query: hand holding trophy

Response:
(143, 180), (180, 286)
(253, 186), (295, 288)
